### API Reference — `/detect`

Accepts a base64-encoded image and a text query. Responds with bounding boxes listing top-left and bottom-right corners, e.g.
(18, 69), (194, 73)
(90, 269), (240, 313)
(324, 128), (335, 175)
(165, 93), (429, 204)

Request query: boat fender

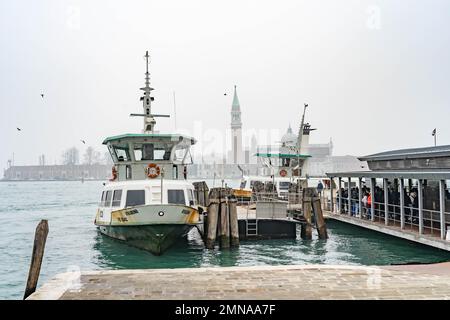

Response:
(183, 165), (187, 179)
(147, 163), (161, 179)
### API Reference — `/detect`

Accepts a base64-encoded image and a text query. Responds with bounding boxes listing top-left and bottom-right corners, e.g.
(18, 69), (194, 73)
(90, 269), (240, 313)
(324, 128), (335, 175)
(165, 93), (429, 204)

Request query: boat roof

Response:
(102, 133), (197, 145)
(242, 175), (292, 182)
(104, 179), (194, 189)
(255, 153), (311, 158)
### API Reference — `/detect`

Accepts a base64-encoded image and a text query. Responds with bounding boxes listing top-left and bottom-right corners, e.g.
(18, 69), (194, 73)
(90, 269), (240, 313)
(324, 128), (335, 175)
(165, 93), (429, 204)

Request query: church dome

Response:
(281, 125), (297, 146)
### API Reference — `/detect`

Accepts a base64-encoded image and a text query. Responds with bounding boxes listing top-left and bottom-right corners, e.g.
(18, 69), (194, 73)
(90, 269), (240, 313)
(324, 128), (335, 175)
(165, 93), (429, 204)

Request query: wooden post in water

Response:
(229, 196), (239, 247)
(312, 193), (328, 239)
(301, 188), (313, 240)
(205, 189), (220, 249)
(24, 219), (49, 300)
(219, 191), (230, 249)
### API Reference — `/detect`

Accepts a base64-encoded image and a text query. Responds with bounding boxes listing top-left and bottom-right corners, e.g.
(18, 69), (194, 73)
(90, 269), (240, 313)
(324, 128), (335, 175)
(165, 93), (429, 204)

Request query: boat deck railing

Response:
(235, 191), (304, 220)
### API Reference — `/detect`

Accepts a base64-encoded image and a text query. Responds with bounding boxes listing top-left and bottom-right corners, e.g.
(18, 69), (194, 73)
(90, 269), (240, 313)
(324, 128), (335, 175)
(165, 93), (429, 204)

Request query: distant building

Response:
(3, 164), (111, 181)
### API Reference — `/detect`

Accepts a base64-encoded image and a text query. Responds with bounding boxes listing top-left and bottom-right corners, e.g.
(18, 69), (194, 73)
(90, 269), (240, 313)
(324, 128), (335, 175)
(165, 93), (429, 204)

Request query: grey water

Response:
(1, 180), (450, 300)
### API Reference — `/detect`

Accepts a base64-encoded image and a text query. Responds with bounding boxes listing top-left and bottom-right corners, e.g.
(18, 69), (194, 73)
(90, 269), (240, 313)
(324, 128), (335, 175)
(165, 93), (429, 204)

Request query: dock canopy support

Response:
(418, 179), (424, 235)
(440, 180), (446, 239)
(370, 178), (375, 222)
(330, 177), (334, 213)
(348, 177), (351, 215)
(358, 177), (363, 218)
(384, 178), (389, 226)
(400, 179), (405, 229)
(338, 177), (342, 214)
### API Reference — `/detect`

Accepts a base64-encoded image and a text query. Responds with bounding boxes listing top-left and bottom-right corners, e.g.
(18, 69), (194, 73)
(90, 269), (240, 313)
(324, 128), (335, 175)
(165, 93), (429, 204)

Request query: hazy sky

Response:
(1, 0), (450, 170)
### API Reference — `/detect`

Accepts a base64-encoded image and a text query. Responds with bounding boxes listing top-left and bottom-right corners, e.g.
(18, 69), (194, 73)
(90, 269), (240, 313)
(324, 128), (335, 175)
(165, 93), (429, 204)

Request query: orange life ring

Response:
(279, 169), (287, 177)
(146, 163), (161, 179)
(109, 166), (118, 181)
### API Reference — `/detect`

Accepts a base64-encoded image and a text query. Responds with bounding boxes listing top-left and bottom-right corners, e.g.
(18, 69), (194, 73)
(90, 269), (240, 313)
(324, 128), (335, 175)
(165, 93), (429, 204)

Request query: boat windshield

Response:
(113, 146), (131, 162)
(133, 143), (173, 161)
(173, 144), (191, 163)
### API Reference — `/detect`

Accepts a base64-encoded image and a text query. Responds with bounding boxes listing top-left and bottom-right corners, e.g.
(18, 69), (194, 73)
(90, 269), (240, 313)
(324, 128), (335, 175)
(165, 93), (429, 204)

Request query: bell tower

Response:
(230, 85), (243, 164)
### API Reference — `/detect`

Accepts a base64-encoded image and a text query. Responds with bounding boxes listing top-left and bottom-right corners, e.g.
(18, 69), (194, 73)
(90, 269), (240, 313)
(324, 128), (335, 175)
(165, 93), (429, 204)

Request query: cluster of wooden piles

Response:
(204, 188), (240, 249)
(193, 183), (240, 250)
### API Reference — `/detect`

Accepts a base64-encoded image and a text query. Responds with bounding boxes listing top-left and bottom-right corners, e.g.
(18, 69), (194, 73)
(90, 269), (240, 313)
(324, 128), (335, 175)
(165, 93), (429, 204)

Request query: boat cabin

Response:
(256, 152), (311, 178)
(98, 180), (197, 210)
(104, 133), (196, 182)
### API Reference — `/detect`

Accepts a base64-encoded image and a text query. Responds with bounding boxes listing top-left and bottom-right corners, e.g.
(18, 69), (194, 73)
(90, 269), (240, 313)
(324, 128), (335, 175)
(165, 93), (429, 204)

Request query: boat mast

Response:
(130, 51), (169, 133)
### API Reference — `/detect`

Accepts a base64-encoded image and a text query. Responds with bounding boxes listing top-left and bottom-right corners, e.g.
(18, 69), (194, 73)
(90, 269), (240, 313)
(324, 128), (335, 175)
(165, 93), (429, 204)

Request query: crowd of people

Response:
(336, 185), (420, 223)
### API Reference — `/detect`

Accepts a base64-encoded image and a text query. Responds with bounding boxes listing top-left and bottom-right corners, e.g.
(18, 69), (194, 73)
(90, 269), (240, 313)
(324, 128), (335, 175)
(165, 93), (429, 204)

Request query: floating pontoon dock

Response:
(324, 145), (450, 251)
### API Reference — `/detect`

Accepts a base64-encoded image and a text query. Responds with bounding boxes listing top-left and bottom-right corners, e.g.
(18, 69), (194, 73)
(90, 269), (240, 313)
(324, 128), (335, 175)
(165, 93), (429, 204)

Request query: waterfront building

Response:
(3, 164), (110, 181)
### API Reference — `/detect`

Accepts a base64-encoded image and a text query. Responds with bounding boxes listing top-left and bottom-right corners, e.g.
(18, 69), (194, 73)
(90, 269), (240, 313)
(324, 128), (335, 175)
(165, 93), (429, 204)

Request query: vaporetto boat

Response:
(94, 52), (201, 255)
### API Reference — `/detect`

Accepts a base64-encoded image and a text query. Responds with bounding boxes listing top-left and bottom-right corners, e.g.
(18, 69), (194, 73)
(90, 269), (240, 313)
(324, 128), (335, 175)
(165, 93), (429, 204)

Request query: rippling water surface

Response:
(1, 180), (450, 299)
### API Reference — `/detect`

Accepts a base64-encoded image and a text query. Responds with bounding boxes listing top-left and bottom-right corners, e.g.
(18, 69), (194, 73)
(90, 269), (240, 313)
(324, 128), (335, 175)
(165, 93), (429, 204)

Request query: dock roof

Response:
(326, 169), (450, 180)
(359, 145), (450, 162)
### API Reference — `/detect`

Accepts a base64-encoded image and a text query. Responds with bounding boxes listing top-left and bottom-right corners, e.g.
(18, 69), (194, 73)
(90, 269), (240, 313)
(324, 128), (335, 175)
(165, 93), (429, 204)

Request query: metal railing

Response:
(332, 195), (450, 239)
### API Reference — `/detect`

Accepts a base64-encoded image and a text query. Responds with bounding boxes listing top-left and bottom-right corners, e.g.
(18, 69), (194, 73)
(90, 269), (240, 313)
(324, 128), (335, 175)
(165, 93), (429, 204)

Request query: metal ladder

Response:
(246, 219), (258, 237)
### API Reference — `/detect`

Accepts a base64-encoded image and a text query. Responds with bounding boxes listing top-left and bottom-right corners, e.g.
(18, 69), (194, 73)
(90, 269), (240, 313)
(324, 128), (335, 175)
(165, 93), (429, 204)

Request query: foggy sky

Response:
(1, 0), (450, 170)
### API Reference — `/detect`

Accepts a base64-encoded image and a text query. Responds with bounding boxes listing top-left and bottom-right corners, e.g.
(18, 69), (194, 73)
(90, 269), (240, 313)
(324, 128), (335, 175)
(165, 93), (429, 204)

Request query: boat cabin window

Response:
(279, 182), (290, 190)
(134, 143), (172, 161)
(126, 165), (132, 180)
(187, 189), (195, 206)
(240, 180), (247, 189)
(173, 145), (192, 163)
(125, 190), (146, 207)
(100, 191), (106, 206)
(104, 190), (113, 207)
(168, 189), (185, 205)
(112, 190), (122, 207)
(113, 147), (130, 162)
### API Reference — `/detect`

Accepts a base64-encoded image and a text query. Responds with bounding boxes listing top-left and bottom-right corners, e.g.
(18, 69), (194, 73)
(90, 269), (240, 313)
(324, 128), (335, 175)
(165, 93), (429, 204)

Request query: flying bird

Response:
(16, 127), (21, 131)
(80, 140), (86, 144)
(224, 93), (227, 96)
(40, 93), (44, 98)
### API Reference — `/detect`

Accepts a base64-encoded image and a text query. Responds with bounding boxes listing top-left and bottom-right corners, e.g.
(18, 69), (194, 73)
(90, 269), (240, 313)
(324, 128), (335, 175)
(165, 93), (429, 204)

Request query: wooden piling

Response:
(205, 188), (220, 249)
(205, 200), (219, 249)
(219, 199), (230, 249)
(301, 188), (316, 240)
(229, 196), (239, 247)
(24, 219), (49, 300)
(301, 200), (313, 240)
(312, 195), (328, 239)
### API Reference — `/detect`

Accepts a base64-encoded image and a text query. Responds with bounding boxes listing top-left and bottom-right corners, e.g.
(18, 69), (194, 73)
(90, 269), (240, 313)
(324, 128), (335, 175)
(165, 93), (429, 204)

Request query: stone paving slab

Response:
(27, 264), (450, 300)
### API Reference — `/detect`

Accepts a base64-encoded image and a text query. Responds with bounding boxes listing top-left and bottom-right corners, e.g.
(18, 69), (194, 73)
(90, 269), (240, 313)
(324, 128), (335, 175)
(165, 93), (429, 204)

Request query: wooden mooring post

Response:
(229, 196), (240, 247)
(219, 198), (230, 249)
(205, 188), (220, 249)
(301, 188), (328, 240)
(24, 219), (49, 299)
(204, 187), (239, 249)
